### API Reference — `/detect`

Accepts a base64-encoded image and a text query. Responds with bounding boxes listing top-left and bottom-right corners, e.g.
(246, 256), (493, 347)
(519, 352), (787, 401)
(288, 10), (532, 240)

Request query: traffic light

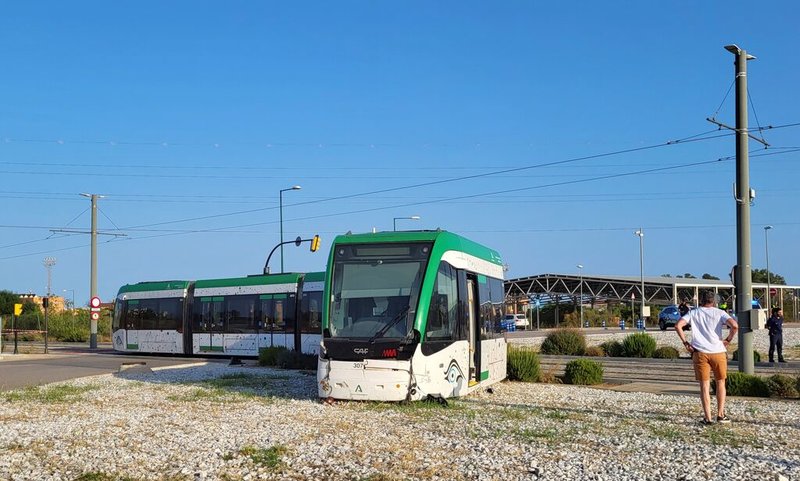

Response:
(310, 235), (321, 252)
(14, 303), (22, 316)
(42, 297), (49, 308)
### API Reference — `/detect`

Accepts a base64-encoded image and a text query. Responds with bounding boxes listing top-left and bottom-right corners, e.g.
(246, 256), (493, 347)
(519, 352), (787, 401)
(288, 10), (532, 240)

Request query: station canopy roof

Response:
(505, 273), (800, 306)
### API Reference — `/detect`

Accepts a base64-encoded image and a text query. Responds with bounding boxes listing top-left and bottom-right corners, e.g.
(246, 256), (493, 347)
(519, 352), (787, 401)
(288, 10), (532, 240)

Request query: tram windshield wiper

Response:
(368, 307), (410, 344)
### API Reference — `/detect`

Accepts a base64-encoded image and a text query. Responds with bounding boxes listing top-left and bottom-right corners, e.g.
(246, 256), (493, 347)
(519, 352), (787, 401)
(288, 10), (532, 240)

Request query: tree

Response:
(682, 273), (697, 279)
(21, 300), (41, 316)
(661, 274), (672, 278)
(702, 273), (720, 280)
(0, 290), (20, 316)
(752, 269), (786, 285)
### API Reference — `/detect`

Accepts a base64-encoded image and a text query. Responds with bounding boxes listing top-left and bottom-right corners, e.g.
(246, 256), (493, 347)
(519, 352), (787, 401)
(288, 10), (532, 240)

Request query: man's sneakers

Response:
(779, 358), (787, 363)
(700, 415), (731, 426)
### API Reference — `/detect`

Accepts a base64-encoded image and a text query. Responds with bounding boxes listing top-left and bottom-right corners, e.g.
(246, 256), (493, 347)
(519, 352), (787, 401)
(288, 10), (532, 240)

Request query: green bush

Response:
(275, 350), (317, 370)
(564, 359), (604, 385)
(507, 346), (541, 382)
(621, 332), (657, 358)
(731, 349), (761, 363)
(583, 346), (604, 357)
(600, 340), (624, 357)
(652, 346), (680, 359)
(766, 374), (799, 398)
(540, 328), (586, 356)
(722, 372), (769, 397)
(258, 346), (288, 366)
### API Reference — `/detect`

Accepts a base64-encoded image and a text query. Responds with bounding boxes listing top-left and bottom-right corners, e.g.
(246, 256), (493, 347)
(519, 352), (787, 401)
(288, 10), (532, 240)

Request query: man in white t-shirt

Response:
(675, 290), (739, 425)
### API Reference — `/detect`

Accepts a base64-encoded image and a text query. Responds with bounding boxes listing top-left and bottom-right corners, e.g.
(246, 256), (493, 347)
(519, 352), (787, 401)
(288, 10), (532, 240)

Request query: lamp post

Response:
(43, 257), (56, 354)
(635, 228), (645, 325)
(279, 185), (301, 274)
(393, 215), (420, 232)
(63, 289), (75, 310)
(577, 264), (584, 328)
(765, 225), (773, 309)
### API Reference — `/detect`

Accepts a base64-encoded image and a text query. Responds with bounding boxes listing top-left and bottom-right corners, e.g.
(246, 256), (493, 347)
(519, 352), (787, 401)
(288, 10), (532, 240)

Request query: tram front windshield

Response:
(328, 242), (431, 340)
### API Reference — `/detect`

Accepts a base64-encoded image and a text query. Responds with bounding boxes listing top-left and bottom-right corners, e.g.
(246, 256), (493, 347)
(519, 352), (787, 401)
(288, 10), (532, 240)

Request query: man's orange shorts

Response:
(692, 351), (728, 381)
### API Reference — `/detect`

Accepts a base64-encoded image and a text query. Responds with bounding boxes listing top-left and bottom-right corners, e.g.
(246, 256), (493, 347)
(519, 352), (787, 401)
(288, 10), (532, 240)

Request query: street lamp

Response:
(63, 289), (75, 310)
(634, 228), (645, 325)
(577, 264), (584, 328)
(279, 185), (301, 274)
(393, 215), (420, 232)
(765, 225), (773, 309)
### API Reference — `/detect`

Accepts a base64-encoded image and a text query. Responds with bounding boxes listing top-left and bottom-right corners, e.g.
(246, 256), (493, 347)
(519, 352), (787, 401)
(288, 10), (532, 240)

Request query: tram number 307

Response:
(353, 362), (366, 369)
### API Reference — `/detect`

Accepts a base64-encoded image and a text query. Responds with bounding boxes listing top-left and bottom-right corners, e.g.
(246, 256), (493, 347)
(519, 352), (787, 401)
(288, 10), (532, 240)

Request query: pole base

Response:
(90, 333), (98, 349)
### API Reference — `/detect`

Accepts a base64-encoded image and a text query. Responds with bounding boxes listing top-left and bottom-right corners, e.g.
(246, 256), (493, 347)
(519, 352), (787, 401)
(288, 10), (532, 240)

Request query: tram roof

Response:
(332, 229), (503, 265)
(118, 280), (191, 294)
(195, 273), (302, 289)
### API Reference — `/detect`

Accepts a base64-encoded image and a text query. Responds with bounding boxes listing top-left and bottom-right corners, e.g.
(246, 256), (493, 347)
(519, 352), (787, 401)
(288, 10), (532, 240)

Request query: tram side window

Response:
(478, 275), (504, 338)
(113, 300), (123, 331)
(227, 295), (257, 333)
(158, 298), (184, 331)
(425, 262), (458, 344)
(260, 294), (296, 332)
(194, 298), (226, 332)
(300, 290), (323, 333)
(130, 299), (159, 330)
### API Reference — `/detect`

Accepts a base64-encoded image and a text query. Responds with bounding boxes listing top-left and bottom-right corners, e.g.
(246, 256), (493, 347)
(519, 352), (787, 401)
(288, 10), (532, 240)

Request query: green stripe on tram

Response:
(126, 344), (139, 350)
(480, 370), (489, 381)
(199, 346), (225, 352)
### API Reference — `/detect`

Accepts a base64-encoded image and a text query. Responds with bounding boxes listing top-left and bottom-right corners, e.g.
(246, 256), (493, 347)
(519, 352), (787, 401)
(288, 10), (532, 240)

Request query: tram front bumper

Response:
(318, 358), (412, 402)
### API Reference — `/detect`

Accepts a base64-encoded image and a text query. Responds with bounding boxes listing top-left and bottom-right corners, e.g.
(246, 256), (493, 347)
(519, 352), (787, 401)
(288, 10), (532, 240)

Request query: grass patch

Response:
(649, 424), (685, 441)
(701, 426), (761, 448)
(3, 384), (99, 404)
(516, 427), (562, 442)
(544, 409), (569, 420)
(167, 387), (233, 403)
(239, 444), (288, 470)
(73, 473), (141, 481)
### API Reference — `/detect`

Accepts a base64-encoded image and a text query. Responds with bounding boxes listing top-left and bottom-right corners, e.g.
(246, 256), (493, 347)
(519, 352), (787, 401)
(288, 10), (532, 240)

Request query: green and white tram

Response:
(317, 231), (507, 401)
(113, 272), (324, 356)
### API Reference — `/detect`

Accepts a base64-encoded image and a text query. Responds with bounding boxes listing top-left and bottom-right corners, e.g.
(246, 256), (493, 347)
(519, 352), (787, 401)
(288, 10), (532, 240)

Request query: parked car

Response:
(502, 313), (529, 330)
(658, 305), (681, 330)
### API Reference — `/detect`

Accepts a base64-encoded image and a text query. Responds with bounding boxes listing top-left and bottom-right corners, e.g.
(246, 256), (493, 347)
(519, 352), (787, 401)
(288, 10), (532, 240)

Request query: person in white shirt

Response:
(675, 290), (738, 425)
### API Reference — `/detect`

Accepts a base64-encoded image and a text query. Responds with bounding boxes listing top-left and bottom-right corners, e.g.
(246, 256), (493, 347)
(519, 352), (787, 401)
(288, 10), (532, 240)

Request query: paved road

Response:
(0, 347), (224, 391)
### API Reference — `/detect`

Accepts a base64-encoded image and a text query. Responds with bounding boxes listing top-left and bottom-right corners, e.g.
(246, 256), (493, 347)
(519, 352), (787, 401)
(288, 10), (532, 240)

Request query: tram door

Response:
(466, 276), (479, 386)
(197, 297), (225, 353)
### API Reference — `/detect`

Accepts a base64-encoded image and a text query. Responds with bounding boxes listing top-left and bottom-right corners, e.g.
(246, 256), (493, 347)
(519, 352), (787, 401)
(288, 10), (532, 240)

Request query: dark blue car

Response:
(658, 305), (681, 330)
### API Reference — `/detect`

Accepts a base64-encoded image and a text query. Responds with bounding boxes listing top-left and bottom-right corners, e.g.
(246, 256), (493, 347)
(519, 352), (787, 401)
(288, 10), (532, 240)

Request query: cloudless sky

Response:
(1, 1), (798, 304)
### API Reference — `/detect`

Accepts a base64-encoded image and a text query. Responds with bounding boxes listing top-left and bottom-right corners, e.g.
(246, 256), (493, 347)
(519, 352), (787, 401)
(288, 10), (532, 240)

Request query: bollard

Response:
(584, 320), (589, 328)
(602, 319), (607, 330)
(14, 329), (18, 354)
(620, 319), (625, 330)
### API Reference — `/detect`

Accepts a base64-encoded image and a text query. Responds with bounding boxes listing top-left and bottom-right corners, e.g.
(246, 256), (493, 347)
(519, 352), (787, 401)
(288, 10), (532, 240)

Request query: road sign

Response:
(90, 312), (100, 321)
(90, 296), (101, 308)
(770, 288), (778, 296)
(14, 303), (22, 316)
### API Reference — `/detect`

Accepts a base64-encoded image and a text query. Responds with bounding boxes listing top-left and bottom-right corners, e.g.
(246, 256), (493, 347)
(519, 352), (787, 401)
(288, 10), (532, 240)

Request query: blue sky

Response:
(1, 1), (798, 304)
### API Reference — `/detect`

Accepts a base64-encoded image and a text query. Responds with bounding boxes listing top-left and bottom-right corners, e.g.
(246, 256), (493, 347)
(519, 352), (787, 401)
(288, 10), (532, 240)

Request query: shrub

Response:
(258, 346), (288, 366)
(564, 359), (604, 385)
(621, 332), (657, 358)
(507, 346), (541, 382)
(600, 340), (624, 357)
(766, 374), (799, 398)
(652, 346), (680, 359)
(583, 346), (604, 357)
(731, 349), (761, 363)
(275, 350), (317, 370)
(721, 372), (769, 397)
(540, 329), (586, 356)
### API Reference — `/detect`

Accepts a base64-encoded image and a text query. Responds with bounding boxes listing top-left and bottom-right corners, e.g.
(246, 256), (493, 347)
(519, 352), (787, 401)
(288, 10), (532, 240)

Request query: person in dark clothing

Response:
(767, 307), (785, 363)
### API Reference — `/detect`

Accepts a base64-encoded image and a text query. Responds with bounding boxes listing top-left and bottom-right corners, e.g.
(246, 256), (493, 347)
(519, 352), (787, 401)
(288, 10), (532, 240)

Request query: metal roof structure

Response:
(505, 273), (800, 309)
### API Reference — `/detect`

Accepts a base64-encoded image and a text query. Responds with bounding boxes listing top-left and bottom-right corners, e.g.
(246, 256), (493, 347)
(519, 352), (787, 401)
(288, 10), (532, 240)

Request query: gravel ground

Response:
(510, 328), (800, 359)
(1, 362), (799, 481)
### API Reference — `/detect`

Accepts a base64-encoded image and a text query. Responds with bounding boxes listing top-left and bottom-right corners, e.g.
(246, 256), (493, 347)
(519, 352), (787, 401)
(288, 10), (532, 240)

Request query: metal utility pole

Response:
(51, 194), (126, 349)
(87, 194), (99, 348)
(728, 45), (756, 374)
(43, 256), (56, 354)
(635, 228), (645, 325)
